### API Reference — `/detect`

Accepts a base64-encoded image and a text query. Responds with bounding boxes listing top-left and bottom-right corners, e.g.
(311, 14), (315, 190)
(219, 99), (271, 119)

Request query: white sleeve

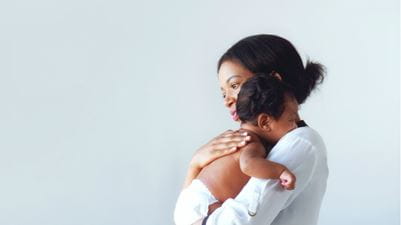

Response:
(205, 135), (318, 225)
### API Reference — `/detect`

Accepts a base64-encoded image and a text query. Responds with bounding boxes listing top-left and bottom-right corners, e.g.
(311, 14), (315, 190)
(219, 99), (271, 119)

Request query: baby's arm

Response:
(239, 141), (296, 190)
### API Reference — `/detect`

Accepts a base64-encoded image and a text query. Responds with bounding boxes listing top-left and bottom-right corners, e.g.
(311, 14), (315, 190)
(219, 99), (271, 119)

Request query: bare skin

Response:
(197, 130), (293, 203)
(182, 61), (256, 189)
(184, 60), (302, 224)
(197, 97), (298, 207)
(184, 61), (300, 187)
(183, 129), (252, 189)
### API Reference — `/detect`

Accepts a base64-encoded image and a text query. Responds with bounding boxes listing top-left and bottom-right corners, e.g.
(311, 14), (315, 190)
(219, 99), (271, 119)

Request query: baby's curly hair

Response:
(236, 74), (293, 125)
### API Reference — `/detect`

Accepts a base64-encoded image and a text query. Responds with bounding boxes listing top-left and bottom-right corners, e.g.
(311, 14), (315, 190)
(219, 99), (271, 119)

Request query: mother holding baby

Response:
(175, 34), (329, 225)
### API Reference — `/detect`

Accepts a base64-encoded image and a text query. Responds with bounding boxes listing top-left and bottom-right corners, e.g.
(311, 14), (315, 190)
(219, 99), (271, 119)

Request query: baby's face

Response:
(268, 95), (299, 141)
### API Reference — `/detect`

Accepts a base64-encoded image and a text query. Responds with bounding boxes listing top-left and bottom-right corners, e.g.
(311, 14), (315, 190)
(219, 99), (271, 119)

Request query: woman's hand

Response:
(190, 202), (223, 225)
(208, 201), (223, 215)
(190, 129), (251, 170)
(182, 129), (251, 189)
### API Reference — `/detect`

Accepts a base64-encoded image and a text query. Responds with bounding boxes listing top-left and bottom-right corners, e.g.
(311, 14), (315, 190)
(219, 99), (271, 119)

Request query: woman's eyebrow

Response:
(220, 75), (242, 90)
(226, 75), (241, 84)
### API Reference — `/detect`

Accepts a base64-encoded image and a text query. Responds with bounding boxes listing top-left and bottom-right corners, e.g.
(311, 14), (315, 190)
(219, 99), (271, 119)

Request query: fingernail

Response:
(240, 141), (246, 145)
(245, 136), (251, 141)
(241, 132), (248, 136)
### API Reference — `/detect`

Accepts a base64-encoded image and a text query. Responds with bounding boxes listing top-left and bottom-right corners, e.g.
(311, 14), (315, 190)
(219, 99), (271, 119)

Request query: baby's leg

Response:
(174, 179), (218, 225)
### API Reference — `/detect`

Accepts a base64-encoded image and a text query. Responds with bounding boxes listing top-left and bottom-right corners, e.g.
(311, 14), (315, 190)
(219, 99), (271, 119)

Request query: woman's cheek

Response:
(235, 88), (241, 98)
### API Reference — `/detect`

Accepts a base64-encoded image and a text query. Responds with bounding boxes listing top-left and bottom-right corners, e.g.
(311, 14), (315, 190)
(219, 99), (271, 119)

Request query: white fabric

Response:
(174, 179), (218, 225)
(206, 126), (329, 225)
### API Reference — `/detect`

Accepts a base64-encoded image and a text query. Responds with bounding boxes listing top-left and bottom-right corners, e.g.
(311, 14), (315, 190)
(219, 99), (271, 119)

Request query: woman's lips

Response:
(231, 110), (239, 121)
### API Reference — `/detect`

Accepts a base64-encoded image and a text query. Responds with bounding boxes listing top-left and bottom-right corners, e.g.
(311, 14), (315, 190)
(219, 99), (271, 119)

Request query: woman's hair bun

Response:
(304, 60), (326, 96)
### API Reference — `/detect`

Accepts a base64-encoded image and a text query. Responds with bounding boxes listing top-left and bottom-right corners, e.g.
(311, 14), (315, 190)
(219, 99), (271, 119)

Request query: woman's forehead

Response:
(218, 61), (254, 83)
(219, 61), (250, 75)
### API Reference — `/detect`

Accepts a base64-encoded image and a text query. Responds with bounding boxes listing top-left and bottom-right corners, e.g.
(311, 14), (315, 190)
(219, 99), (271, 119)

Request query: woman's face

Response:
(218, 60), (254, 122)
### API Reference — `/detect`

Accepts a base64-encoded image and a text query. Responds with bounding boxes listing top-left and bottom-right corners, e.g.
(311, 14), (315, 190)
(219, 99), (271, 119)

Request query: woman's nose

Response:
(224, 95), (236, 108)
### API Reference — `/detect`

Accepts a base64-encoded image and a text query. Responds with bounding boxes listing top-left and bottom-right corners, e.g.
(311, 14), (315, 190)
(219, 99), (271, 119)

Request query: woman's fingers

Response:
(211, 143), (236, 152)
(221, 130), (248, 138)
(218, 129), (235, 137)
(219, 130), (251, 141)
(237, 139), (248, 147)
(217, 136), (249, 145)
(199, 130), (252, 164)
(213, 131), (251, 150)
(212, 140), (248, 153)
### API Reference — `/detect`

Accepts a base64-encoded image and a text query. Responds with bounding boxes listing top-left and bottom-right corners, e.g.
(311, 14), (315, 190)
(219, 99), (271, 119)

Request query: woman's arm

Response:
(182, 129), (251, 189)
(182, 165), (202, 189)
(204, 133), (319, 225)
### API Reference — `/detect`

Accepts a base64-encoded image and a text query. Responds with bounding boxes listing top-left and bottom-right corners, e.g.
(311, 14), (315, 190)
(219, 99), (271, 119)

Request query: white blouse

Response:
(205, 126), (329, 225)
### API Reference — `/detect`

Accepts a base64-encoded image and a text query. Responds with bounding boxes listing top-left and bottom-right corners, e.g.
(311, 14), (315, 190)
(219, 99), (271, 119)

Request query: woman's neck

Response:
(295, 112), (301, 122)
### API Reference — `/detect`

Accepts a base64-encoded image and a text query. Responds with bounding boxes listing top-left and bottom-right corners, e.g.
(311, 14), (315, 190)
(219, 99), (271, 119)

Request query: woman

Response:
(180, 34), (329, 225)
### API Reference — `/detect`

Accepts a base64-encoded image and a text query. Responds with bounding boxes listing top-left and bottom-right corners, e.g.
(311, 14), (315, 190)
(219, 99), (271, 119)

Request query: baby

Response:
(174, 74), (298, 225)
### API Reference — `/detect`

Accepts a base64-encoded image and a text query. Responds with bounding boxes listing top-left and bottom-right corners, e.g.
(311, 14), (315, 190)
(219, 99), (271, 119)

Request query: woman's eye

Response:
(231, 83), (239, 89)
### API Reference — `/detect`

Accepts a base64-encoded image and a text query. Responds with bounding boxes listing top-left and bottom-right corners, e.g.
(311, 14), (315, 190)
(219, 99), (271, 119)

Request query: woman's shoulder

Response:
(282, 126), (325, 148)
(269, 126), (327, 160)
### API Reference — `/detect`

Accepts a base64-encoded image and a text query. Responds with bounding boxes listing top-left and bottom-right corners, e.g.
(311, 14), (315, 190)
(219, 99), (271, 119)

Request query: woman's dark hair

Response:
(218, 34), (325, 104)
(237, 74), (292, 124)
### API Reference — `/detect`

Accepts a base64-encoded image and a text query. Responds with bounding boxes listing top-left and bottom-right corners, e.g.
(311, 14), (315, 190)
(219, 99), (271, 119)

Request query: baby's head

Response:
(236, 74), (299, 143)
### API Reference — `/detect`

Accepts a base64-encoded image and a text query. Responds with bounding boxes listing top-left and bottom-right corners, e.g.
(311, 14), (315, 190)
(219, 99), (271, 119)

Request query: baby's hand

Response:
(279, 169), (296, 190)
(208, 201), (223, 215)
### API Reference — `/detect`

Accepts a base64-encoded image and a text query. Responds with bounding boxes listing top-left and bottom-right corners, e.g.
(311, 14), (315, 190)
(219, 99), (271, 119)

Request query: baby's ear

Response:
(272, 71), (282, 81)
(257, 113), (272, 132)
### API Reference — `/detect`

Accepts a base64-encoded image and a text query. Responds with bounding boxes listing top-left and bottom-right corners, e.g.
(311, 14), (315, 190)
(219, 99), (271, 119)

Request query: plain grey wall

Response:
(0, 0), (399, 225)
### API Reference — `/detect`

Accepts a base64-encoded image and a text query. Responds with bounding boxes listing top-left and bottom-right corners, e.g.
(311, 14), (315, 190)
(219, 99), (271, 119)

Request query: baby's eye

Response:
(222, 93), (226, 99)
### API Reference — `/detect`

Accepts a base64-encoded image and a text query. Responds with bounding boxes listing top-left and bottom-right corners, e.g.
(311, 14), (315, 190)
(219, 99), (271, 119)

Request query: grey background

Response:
(0, 0), (399, 225)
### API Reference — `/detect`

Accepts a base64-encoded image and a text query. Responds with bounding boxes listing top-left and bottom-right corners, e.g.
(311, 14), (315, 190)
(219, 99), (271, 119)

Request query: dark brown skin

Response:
(182, 129), (252, 189)
(197, 131), (263, 203)
(197, 129), (294, 205)
(208, 201), (223, 215)
(182, 61), (256, 190)
(196, 144), (252, 203)
(184, 60), (300, 224)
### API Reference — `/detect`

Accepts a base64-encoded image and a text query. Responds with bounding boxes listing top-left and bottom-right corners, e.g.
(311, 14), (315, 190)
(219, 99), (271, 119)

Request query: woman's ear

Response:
(257, 113), (272, 132)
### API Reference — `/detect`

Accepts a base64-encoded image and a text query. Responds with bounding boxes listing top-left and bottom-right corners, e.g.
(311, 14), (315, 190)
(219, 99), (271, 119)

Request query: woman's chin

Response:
(232, 115), (240, 122)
